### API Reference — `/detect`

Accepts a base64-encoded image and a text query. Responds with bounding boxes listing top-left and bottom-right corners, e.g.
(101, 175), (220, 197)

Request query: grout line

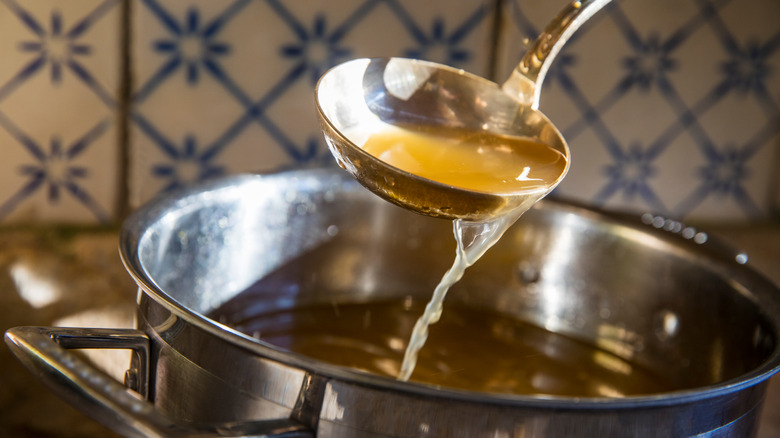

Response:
(486, 0), (505, 82)
(116, 0), (132, 221)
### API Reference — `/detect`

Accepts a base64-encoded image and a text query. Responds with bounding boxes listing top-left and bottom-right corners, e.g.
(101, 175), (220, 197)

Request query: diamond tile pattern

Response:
(498, 0), (780, 221)
(0, 0), (777, 223)
(0, 0), (123, 223)
(129, 0), (496, 205)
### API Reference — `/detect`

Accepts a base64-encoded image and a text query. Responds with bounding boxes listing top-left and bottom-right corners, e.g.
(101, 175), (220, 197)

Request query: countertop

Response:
(0, 224), (778, 437)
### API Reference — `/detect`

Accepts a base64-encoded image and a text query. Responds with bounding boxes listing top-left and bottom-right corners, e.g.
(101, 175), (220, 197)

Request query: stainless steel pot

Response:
(6, 169), (780, 437)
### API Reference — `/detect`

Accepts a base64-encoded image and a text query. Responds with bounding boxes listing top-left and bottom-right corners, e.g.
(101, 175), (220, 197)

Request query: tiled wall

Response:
(1, 0), (778, 225)
(498, 0), (780, 222)
(0, 0), (124, 223)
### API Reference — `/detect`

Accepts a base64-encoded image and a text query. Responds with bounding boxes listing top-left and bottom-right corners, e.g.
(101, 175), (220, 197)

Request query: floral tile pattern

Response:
(0, 0), (777, 223)
(0, 0), (123, 223)
(497, 0), (780, 222)
(128, 0), (496, 206)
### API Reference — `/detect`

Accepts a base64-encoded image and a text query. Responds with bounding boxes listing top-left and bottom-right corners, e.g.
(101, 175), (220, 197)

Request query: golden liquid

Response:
(212, 299), (676, 397)
(361, 126), (567, 194)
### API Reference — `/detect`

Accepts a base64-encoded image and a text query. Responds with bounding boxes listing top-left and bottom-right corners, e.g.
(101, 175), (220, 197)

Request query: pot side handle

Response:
(4, 326), (313, 438)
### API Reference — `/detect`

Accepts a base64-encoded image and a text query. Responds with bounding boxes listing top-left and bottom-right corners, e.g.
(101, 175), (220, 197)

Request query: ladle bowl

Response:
(315, 0), (611, 221)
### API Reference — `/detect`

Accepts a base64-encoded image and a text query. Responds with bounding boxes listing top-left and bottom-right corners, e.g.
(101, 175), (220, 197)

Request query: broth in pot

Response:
(211, 292), (678, 398)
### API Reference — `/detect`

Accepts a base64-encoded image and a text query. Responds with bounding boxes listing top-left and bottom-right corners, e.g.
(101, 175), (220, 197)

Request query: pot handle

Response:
(4, 326), (313, 438)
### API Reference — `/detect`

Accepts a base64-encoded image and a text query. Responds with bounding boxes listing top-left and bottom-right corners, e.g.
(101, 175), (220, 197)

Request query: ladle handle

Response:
(4, 326), (313, 438)
(502, 0), (612, 109)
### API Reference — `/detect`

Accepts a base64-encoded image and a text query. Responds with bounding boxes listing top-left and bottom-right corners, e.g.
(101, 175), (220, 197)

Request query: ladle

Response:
(315, 0), (611, 221)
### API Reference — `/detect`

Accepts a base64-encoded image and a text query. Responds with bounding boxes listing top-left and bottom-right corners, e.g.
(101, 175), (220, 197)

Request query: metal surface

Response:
(6, 168), (780, 437)
(314, 0), (611, 220)
(4, 327), (177, 438)
(3, 327), (313, 438)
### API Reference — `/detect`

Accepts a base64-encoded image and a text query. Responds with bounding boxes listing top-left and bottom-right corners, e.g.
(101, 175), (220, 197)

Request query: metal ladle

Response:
(315, 0), (611, 221)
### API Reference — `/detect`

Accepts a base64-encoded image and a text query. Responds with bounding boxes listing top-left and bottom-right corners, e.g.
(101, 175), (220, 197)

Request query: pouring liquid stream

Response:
(358, 124), (568, 381)
(398, 211), (528, 380)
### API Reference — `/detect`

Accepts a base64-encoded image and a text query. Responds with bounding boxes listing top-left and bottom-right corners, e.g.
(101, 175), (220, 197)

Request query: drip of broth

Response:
(359, 125), (568, 381)
(210, 299), (677, 397)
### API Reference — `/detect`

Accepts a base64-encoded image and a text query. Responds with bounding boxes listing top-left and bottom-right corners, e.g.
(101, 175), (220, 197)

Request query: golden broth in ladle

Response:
(361, 126), (567, 195)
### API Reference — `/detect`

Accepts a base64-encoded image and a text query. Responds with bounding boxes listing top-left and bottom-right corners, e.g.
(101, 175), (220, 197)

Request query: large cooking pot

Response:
(6, 169), (780, 437)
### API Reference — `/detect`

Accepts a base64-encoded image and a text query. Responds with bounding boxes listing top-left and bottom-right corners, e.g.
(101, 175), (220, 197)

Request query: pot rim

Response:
(119, 170), (780, 410)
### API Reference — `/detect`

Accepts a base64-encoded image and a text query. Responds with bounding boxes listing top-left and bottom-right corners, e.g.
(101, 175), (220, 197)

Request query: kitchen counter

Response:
(0, 228), (134, 437)
(0, 224), (778, 437)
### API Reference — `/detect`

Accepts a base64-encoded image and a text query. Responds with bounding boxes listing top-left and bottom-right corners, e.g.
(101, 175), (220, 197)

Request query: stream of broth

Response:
(210, 299), (677, 397)
(359, 125), (567, 380)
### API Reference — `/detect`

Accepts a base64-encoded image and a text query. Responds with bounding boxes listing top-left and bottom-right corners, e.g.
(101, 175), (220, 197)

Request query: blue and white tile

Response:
(129, 0), (497, 206)
(498, 0), (780, 222)
(0, 0), (123, 223)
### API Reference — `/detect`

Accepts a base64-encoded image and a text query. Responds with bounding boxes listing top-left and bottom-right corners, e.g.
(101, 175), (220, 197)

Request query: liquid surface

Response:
(211, 299), (676, 397)
(360, 126), (567, 194)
